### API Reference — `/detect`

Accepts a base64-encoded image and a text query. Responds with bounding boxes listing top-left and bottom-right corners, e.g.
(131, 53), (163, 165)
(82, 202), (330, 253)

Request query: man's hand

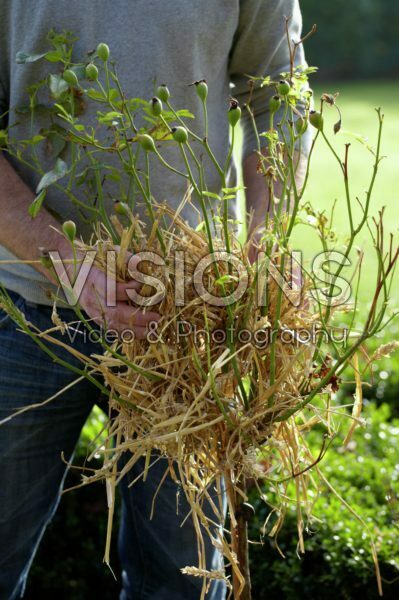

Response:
(58, 246), (160, 339)
(0, 155), (159, 338)
(244, 148), (307, 303)
(243, 149), (307, 262)
(247, 226), (266, 265)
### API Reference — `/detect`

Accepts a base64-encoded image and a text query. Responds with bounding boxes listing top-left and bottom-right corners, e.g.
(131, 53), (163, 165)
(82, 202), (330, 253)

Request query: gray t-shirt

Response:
(0, 0), (308, 305)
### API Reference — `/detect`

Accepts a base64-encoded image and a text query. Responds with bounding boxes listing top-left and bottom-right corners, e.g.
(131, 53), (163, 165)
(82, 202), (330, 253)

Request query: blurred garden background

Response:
(26, 2), (399, 598)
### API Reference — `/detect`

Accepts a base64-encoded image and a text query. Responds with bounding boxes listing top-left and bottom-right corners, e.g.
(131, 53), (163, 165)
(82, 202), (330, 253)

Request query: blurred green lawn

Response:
(297, 81), (399, 308)
(239, 81), (399, 313)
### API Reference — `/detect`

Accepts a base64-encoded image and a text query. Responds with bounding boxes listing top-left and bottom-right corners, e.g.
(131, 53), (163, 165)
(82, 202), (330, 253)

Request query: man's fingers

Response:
(89, 317), (150, 340)
(103, 304), (160, 333)
(116, 279), (142, 301)
(116, 304), (160, 328)
(131, 326), (150, 340)
(126, 253), (141, 273)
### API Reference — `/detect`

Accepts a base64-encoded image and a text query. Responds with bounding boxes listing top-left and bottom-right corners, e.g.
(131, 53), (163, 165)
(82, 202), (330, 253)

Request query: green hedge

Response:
(26, 403), (399, 598)
(301, 0), (399, 79)
(248, 402), (399, 599)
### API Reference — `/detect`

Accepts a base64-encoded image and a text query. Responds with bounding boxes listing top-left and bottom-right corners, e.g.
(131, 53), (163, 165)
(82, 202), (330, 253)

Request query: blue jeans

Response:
(0, 290), (226, 599)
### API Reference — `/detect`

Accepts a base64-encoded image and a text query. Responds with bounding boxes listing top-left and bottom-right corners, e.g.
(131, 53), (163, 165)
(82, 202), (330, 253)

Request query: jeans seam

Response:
(129, 498), (149, 599)
(15, 449), (75, 599)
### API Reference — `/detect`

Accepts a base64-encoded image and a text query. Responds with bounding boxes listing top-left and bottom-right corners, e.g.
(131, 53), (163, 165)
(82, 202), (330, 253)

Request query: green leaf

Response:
(41, 124), (67, 158)
(14, 105), (30, 115)
(28, 189), (46, 218)
(48, 74), (69, 100)
(126, 98), (149, 111)
(86, 88), (119, 104)
(202, 191), (220, 200)
(105, 171), (121, 182)
(260, 130), (279, 143)
(29, 134), (45, 145)
(0, 130), (8, 146)
(222, 185), (245, 194)
(298, 65), (318, 76)
(175, 109), (195, 119)
(86, 88), (106, 102)
(161, 109), (195, 121)
(142, 115), (158, 126)
(54, 103), (73, 121)
(75, 163), (112, 186)
(97, 111), (124, 124)
(68, 64), (86, 80)
(108, 89), (120, 101)
(215, 274), (238, 286)
(195, 221), (205, 232)
(16, 51), (47, 64)
(339, 129), (376, 155)
(44, 50), (63, 63)
(260, 76), (271, 88)
(36, 158), (68, 193)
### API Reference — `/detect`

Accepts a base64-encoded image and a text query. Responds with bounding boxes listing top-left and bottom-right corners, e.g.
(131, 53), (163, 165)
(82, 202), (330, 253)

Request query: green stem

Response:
(87, 154), (118, 243)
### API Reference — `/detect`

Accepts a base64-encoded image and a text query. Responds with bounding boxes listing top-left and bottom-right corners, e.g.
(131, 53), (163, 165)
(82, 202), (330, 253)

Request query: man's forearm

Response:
(0, 154), (70, 281)
(243, 149), (307, 235)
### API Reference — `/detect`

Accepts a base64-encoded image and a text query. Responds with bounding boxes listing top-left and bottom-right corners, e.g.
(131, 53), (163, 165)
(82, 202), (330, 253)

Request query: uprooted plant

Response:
(0, 27), (398, 599)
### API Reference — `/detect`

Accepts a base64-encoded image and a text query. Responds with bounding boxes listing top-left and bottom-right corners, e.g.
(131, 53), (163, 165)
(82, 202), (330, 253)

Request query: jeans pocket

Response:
(0, 289), (26, 330)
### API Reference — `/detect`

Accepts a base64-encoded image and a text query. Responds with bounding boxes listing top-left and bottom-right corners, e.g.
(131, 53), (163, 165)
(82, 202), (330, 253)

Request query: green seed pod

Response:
(172, 126), (188, 144)
(228, 99), (241, 128)
(195, 80), (208, 103)
(269, 95), (282, 115)
(309, 110), (324, 131)
(114, 201), (129, 216)
(151, 97), (163, 117)
(85, 63), (99, 81)
(277, 79), (290, 96)
(97, 42), (110, 62)
(157, 84), (170, 103)
(62, 69), (79, 87)
(40, 255), (53, 271)
(39, 248), (52, 271)
(295, 116), (308, 135)
(138, 134), (156, 152)
(62, 220), (76, 243)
